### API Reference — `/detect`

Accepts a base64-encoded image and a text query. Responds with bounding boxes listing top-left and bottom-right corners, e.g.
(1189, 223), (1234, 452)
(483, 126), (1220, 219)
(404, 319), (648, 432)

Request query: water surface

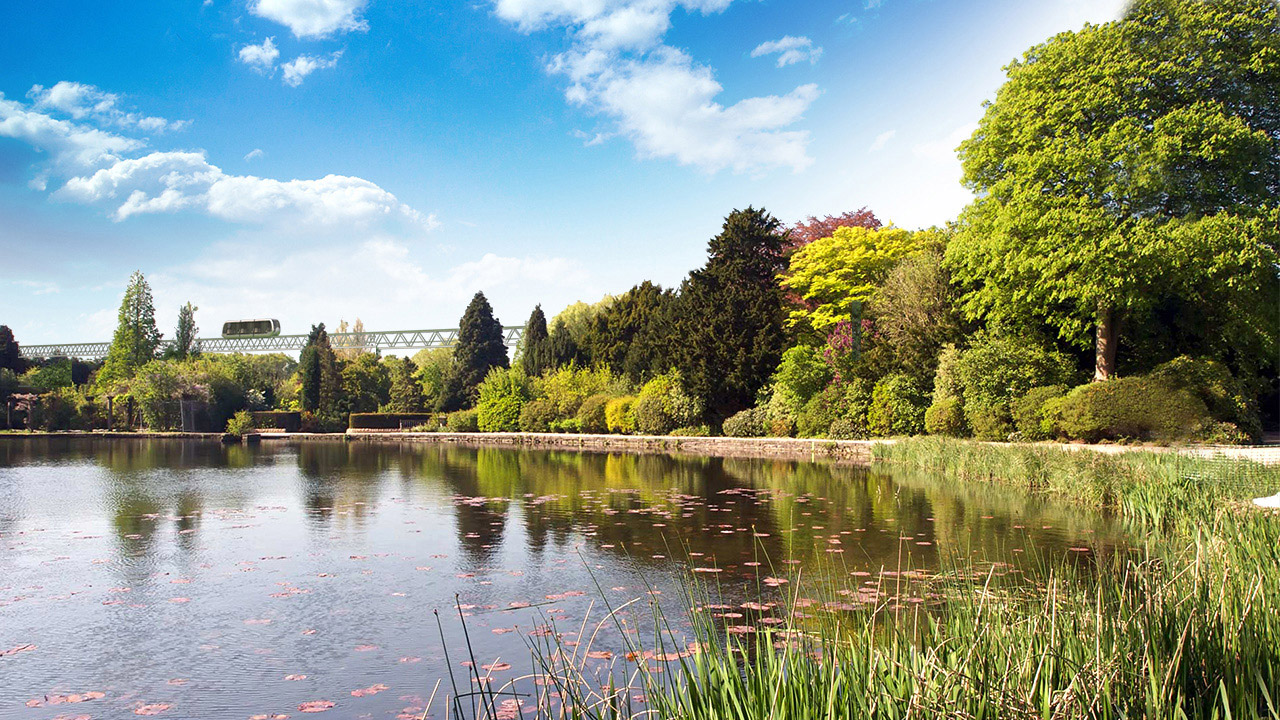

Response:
(0, 438), (1125, 719)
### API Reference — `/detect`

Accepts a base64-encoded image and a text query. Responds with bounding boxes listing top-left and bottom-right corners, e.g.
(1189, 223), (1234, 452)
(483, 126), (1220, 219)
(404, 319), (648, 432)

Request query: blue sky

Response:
(0, 0), (1125, 345)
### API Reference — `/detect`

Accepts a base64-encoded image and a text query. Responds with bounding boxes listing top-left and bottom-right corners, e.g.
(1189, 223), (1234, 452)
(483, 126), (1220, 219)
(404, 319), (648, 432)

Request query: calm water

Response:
(0, 439), (1126, 719)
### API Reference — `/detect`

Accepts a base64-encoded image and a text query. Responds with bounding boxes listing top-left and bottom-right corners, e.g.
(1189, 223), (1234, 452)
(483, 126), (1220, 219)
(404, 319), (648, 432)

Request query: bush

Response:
(446, 409), (480, 432)
(1045, 378), (1210, 443)
(924, 396), (966, 437)
(828, 418), (861, 439)
(226, 410), (256, 436)
(539, 365), (623, 418)
(300, 411), (346, 433)
(670, 425), (711, 437)
(605, 396), (637, 434)
(476, 367), (531, 432)
(770, 346), (833, 406)
(519, 398), (557, 433)
(954, 333), (1077, 440)
(1011, 385), (1067, 441)
(723, 406), (766, 437)
(550, 417), (583, 434)
(867, 374), (928, 436)
(635, 371), (701, 436)
(761, 385), (800, 437)
(1148, 356), (1261, 441)
(576, 393), (611, 434)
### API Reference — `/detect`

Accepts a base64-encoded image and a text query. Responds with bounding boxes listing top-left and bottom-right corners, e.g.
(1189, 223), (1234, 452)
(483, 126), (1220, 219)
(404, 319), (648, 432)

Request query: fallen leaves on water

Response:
(249, 715), (290, 719)
(350, 684), (389, 697)
(26, 691), (106, 707)
(298, 700), (336, 713)
(762, 577), (788, 587)
(354, 644), (378, 652)
(481, 662), (512, 672)
(134, 702), (172, 715)
(284, 674), (307, 681)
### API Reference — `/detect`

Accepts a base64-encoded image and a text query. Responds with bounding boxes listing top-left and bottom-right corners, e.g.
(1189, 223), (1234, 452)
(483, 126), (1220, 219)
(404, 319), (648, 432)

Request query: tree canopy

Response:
(0, 325), (23, 374)
(948, 0), (1279, 380)
(519, 305), (552, 378)
(172, 302), (199, 360)
(438, 292), (508, 411)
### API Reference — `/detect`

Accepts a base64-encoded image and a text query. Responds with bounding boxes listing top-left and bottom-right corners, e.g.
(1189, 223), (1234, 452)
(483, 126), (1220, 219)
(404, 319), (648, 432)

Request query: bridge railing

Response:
(18, 327), (526, 360)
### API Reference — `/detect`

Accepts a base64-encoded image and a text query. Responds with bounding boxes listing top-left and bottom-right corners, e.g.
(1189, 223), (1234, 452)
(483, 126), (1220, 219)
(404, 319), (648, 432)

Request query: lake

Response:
(0, 438), (1127, 719)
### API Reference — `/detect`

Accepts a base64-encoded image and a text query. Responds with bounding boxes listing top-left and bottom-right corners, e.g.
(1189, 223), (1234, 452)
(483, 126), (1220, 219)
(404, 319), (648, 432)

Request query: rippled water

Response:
(0, 438), (1126, 719)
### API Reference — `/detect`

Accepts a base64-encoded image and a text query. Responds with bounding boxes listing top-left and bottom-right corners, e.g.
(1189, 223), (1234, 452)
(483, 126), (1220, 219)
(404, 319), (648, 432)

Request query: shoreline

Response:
(3, 429), (1279, 465)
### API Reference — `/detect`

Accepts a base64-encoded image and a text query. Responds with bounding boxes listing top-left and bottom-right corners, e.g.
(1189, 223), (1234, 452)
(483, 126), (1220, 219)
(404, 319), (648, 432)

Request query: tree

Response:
(0, 325), (24, 374)
(519, 305), (551, 378)
(867, 247), (966, 387)
(339, 353), (390, 413)
(671, 207), (788, 425)
(172, 302), (199, 360)
(583, 281), (676, 382)
(782, 226), (931, 340)
(298, 323), (338, 413)
(437, 292), (508, 411)
(99, 271), (162, 385)
(948, 0), (1280, 381)
(787, 207), (882, 251)
(387, 356), (426, 412)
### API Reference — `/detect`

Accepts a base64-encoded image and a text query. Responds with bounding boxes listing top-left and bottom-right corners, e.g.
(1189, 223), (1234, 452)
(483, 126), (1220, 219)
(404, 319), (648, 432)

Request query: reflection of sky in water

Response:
(0, 439), (1128, 718)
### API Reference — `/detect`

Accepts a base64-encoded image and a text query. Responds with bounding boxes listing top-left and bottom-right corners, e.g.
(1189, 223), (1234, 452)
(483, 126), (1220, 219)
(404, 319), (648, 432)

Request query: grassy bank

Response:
(436, 439), (1280, 719)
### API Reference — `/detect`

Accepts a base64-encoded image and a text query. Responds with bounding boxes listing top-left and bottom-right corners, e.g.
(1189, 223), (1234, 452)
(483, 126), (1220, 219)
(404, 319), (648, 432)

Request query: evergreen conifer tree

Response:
(388, 357), (426, 412)
(520, 305), (550, 378)
(671, 207), (788, 426)
(0, 325), (24, 374)
(437, 292), (508, 411)
(173, 302), (199, 360)
(99, 271), (162, 385)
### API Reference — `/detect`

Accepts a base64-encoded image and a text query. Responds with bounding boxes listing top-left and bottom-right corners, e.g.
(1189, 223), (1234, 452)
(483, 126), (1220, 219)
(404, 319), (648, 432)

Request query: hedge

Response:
(349, 413), (439, 430)
(250, 411), (301, 433)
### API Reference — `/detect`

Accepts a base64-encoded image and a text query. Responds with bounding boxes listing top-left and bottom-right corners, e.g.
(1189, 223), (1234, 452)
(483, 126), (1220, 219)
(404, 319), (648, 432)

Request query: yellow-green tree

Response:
(782, 226), (932, 339)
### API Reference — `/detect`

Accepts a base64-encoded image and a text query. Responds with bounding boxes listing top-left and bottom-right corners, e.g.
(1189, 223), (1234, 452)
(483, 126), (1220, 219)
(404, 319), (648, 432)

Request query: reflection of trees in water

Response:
(296, 442), (384, 528)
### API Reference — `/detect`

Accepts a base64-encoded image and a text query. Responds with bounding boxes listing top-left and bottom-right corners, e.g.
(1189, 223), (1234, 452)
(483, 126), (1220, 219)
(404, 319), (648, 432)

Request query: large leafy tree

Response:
(519, 305), (551, 378)
(672, 207), (788, 425)
(948, 0), (1279, 381)
(99, 271), (162, 385)
(437, 292), (508, 411)
(0, 325), (24, 374)
(787, 207), (882, 251)
(782, 226), (933, 340)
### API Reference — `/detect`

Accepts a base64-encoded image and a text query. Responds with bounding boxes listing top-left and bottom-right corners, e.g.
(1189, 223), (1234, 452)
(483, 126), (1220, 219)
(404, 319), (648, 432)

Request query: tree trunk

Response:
(1094, 303), (1118, 381)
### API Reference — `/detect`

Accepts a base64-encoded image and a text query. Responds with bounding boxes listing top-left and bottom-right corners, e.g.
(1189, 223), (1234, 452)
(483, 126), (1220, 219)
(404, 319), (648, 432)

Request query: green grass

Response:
(431, 439), (1280, 719)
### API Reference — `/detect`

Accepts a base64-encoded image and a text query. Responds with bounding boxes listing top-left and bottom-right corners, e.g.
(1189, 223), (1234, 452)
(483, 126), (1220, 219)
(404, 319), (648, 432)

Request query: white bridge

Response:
(18, 327), (526, 360)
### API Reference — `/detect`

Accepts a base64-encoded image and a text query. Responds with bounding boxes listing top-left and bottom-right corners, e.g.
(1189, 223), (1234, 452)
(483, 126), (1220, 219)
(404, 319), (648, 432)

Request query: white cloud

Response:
(26, 81), (190, 134)
(0, 93), (143, 168)
(498, 0), (820, 173)
(251, 0), (368, 38)
(244, 148), (265, 161)
(1, 89), (434, 233)
(281, 51), (343, 87)
(868, 129), (894, 152)
(751, 36), (823, 68)
(238, 37), (280, 71)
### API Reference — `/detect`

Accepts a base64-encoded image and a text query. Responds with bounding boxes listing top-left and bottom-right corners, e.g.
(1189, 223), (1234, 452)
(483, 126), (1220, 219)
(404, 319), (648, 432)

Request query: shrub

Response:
(349, 412), (435, 430)
(924, 396), (966, 437)
(226, 409), (256, 436)
(867, 374), (927, 436)
(605, 396), (637, 434)
(670, 425), (710, 437)
(635, 371), (702, 436)
(446, 409), (480, 433)
(761, 385), (800, 437)
(723, 406), (766, 437)
(478, 396), (522, 432)
(1045, 378), (1210, 443)
(1148, 356), (1261, 441)
(519, 398), (557, 433)
(539, 365), (623, 418)
(770, 346), (833, 406)
(550, 417), (583, 433)
(576, 393), (611, 434)
(954, 333), (1077, 440)
(300, 411), (346, 433)
(828, 418), (861, 439)
(1011, 385), (1068, 441)
(476, 367), (531, 433)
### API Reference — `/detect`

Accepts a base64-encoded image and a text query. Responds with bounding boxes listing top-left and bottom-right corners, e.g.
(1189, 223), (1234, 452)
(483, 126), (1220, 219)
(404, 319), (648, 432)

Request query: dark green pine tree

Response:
(0, 325), (24, 374)
(437, 292), (509, 411)
(298, 323), (326, 412)
(588, 280), (675, 382)
(519, 305), (551, 378)
(672, 207), (788, 426)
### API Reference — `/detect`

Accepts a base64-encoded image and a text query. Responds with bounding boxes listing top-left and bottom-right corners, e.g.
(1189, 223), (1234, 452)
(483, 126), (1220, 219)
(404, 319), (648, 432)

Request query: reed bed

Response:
(429, 440), (1280, 719)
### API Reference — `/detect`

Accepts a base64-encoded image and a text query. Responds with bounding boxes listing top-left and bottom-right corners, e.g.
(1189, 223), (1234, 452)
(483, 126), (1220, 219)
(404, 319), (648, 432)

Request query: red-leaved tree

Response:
(786, 208), (881, 251)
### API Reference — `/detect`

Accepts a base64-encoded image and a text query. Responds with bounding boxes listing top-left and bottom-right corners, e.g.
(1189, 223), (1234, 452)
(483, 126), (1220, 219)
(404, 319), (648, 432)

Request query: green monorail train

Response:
(221, 319), (281, 338)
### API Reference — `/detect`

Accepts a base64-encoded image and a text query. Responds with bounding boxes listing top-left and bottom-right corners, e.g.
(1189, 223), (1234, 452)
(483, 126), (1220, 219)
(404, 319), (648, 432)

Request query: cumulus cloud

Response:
(751, 36), (823, 67)
(251, 0), (368, 38)
(282, 51), (343, 87)
(238, 37), (281, 71)
(2, 87), (434, 233)
(495, 0), (819, 173)
(26, 81), (190, 133)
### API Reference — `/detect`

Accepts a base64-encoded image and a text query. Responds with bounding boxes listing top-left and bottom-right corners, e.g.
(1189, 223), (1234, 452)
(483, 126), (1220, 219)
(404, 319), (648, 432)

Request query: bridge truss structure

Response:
(18, 327), (526, 361)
